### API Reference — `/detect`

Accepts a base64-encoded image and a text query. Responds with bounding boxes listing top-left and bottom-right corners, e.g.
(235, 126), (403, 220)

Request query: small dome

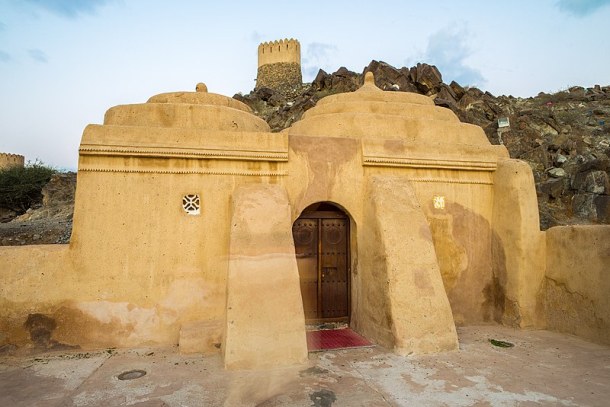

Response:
(103, 84), (269, 133)
(288, 73), (488, 146)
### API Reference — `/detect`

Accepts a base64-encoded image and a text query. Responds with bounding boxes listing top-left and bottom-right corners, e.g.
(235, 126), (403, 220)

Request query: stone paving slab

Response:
(1, 325), (609, 406)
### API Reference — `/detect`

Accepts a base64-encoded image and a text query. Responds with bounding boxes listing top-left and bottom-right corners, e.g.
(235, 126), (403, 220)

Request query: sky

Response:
(1, 0), (609, 170)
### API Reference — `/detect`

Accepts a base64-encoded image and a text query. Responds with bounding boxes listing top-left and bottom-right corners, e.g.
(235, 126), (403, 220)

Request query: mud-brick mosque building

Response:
(0, 39), (607, 369)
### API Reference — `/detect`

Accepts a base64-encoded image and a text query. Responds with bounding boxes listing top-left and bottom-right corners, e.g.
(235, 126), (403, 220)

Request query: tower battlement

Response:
(0, 153), (25, 169)
(256, 38), (302, 91)
(257, 38), (301, 67)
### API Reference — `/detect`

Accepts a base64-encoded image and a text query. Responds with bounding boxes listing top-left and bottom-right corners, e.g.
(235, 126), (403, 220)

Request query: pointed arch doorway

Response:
(292, 202), (350, 323)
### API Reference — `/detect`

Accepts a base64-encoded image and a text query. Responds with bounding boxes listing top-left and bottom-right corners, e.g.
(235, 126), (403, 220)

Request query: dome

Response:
(103, 83), (270, 133)
(287, 72), (489, 146)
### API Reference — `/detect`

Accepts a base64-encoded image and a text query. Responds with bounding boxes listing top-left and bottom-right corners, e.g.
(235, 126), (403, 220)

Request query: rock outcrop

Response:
(0, 172), (75, 245)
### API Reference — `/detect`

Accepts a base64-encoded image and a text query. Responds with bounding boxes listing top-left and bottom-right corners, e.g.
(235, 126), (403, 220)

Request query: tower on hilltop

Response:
(256, 38), (302, 92)
(0, 153), (24, 169)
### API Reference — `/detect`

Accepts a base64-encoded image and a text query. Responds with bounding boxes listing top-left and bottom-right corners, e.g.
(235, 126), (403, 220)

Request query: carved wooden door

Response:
(293, 211), (349, 322)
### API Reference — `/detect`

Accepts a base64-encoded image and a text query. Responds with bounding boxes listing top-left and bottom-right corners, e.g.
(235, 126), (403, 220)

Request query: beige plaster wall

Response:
(0, 245), (180, 351)
(418, 180), (496, 325)
(492, 159), (546, 328)
(542, 225), (610, 345)
(285, 135), (362, 220)
(358, 167), (498, 326)
(1, 168), (267, 351)
(223, 184), (307, 369)
(65, 166), (254, 349)
(0, 245), (73, 346)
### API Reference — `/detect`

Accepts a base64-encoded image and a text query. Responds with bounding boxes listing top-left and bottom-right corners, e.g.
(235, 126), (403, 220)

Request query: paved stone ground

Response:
(1, 325), (609, 406)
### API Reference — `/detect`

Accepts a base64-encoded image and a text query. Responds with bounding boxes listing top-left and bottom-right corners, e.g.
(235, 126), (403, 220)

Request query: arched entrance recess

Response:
(292, 202), (350, 323)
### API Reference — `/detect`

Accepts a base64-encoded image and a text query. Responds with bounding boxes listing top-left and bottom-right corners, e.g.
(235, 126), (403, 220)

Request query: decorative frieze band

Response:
(78, 167), (287, 176)
(79, 146), (288, 162)
(363, 156), (497, 171)
(405, 177), (493, 185)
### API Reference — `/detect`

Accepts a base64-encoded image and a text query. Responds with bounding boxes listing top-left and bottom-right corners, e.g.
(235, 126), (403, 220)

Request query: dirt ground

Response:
(1, 325), (609, 406)
(0, 218), (71, 245)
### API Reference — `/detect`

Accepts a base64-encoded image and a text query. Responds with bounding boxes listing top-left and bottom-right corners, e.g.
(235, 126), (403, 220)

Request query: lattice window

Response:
(182, 194), (200, 215)
(433, 196), (445, 210)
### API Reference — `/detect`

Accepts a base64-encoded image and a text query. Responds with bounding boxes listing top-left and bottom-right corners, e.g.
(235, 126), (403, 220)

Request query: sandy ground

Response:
(1, 325), (609, 406)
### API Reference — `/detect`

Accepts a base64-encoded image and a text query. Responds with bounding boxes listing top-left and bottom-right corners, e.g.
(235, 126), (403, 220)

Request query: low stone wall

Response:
(542, 225), (610, 345)
(256, 63), (302, 92)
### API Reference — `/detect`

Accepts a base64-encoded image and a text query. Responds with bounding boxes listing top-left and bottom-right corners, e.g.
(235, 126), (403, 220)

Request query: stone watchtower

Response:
(0, 153), (25, 169)
(256, 38), (302, 92)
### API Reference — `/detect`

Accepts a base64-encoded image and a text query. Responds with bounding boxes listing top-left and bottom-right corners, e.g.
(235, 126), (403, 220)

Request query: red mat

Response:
(306, 328), (373, 351)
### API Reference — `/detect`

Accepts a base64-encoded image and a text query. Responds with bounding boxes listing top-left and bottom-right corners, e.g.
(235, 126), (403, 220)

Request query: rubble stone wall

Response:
(256, 63), (302, 91)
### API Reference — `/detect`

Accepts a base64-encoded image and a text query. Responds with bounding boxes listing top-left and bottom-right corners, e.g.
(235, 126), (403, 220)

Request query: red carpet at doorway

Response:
(306, 328), (372, 351)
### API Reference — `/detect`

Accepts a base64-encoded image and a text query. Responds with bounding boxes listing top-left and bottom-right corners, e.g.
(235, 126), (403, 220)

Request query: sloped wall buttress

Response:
(357, 176), (458, 355)
(223, 184), (308, 369)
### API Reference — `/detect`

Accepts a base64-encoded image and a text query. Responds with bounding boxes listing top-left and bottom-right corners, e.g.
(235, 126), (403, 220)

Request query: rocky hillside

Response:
(235, 61), (610, 230)
(0, 172), (75, 245)
(1, 61), (608, 246)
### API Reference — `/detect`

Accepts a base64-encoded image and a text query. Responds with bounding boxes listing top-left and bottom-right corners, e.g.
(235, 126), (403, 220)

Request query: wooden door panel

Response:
(321, 219), (348, 319)
(293, 219), (319, 319)
(294, 212), (349, 322)
(300, 279), (318, 319)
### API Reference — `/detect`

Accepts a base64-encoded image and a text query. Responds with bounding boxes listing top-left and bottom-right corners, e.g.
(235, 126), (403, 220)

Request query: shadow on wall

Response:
(427, 200), (509, 325)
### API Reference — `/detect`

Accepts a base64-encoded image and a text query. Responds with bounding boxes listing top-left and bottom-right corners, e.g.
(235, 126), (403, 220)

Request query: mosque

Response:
(0, 39), (607, 369)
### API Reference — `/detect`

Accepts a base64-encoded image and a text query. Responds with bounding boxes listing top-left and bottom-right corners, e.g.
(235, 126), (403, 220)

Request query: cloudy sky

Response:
(1, 0), (609, 170)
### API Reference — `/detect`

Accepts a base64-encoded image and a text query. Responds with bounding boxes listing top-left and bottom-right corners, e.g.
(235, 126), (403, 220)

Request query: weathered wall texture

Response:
(0, 153), (24, 169)
(0, 245), (72, 348)
(492, 159), (546, 328)
(541, 226), (610, 345)
(416, 178), (496, 325)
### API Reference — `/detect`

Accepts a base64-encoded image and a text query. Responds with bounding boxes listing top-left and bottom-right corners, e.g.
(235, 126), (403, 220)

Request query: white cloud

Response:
(23, 0), (115, 19)
(28, 48), (48, 63)
(0, 51), (11, 63)
(409, 25), (485, 87)
(250, 31), (263, 43)
(302, 42), (338, 79)
(556, 0), (610, 16)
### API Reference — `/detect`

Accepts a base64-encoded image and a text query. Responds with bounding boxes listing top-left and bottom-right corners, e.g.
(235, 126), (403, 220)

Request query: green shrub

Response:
(0, 161), (56, 213)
